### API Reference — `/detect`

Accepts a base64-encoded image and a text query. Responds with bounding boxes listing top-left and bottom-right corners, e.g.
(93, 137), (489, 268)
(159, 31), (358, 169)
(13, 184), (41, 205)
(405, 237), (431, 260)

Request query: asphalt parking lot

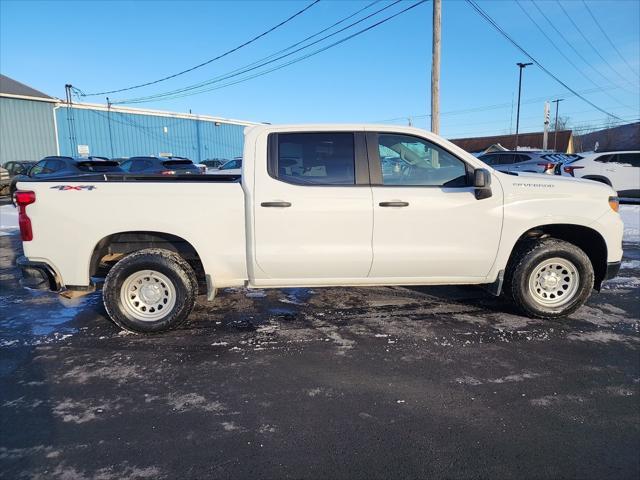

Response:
(1, 231), (639, 479)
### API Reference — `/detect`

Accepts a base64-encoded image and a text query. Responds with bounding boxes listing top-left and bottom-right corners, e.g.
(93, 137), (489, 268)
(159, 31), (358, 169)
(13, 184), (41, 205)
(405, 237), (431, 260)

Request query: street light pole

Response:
(514, 62), (532, 151)
(552, 98), (564, 152)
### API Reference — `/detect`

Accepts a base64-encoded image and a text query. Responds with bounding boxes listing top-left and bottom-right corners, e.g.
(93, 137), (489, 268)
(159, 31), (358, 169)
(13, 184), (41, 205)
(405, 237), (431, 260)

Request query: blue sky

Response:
(1, 0), (638, 138)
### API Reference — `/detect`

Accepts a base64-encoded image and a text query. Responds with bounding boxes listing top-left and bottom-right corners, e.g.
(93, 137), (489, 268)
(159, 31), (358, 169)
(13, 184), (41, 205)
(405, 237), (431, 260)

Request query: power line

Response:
(114, 1), (426, 105)
(113, 0), (406, 104)
(464, 0), (623, 121)
(519, 0), (631, 108)
(555, 0), (636, 88)
(80, 0), (321, 97)
(444, 117), (638, 139)
(581, 0), (639, 77)
(373, 85), (626, 123)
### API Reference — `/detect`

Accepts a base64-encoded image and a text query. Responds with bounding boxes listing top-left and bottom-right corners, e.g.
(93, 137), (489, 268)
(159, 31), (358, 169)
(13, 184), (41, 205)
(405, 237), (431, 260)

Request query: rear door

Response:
(252, 131), (373, 282)
(605, 153), (640, 196)
(368, 132), (503, 280)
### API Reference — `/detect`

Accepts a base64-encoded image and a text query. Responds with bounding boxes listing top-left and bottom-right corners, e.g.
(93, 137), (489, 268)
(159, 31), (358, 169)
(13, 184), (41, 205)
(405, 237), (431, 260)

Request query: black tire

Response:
(504, 238), (594, 319)
(103, 248), (198, 333)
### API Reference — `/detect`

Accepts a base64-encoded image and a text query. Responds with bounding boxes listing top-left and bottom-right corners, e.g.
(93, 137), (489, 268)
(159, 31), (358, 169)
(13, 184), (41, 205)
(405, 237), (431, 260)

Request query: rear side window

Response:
(272, 133), (355, 185)
(220, 159), (241, 170)
(162, 160), (197, 170)
(131, 159), (153, 172)
(44, 159), (65, 173)
(617, 153), (640, 167)
(77, 161), (121, 172)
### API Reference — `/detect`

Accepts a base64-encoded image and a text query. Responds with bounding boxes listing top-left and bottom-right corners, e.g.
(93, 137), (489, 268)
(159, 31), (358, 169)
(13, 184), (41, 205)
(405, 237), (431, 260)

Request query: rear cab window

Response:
(269, 132), (356, 185)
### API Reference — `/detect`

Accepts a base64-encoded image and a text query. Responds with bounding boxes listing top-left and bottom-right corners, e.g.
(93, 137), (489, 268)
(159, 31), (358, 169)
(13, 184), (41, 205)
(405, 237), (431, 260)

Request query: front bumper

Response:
(604, 261), (621, 281)
(16, 256), (62, 292)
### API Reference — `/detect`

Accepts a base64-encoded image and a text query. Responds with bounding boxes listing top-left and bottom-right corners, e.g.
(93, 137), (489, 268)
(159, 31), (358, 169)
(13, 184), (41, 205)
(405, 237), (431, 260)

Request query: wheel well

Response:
(90, 231), (206, 292)
(510, 224), (608, 289)
(582, 175), (612, 186)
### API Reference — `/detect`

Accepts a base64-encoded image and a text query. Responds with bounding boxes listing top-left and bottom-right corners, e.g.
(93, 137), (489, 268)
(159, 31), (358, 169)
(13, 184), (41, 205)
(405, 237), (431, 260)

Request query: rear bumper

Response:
(604, 261), (621, 281)
(16, 256), (62, 292)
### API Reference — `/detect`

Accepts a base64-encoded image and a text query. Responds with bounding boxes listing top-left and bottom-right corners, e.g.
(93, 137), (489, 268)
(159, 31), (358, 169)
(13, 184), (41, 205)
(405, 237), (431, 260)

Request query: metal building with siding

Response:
(1, 74), (258, 165)
(0, 75), (58, 164)
(56, 103), (256, 161)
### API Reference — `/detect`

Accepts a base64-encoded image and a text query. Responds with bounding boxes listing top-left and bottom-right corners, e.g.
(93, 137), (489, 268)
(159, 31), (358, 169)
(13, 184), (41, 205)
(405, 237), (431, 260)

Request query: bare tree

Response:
(554, 115), (570, 131)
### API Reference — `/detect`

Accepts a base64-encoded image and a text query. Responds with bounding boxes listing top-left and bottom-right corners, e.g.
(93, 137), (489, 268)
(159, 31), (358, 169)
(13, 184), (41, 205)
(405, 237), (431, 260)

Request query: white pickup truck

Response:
(15, 125), (623, 333)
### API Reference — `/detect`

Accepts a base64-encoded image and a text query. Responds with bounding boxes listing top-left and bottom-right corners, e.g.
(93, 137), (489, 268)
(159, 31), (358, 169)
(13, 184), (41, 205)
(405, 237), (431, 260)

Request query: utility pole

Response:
(64, 84), (77, 155)
(430, 0), (441, 135)
(552, 98), (564, 151)
(106, 97), (114, 158)
(514, 62), (532, 151)
(543, 101), (550, 150)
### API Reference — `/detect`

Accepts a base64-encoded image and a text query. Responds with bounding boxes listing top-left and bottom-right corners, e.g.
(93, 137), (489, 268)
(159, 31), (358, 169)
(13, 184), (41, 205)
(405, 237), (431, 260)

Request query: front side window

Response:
(275, 133), (355, 185)
(29, 161), (47, 176)
(479, 154), (497, 165)
(496, 154), (515, 165)
(594, 154), (614, 163)
(377, 134), (467, 187)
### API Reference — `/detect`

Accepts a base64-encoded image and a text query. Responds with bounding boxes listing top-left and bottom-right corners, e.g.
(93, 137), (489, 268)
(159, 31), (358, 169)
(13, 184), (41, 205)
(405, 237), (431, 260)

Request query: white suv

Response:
(560, 151), (640, 198)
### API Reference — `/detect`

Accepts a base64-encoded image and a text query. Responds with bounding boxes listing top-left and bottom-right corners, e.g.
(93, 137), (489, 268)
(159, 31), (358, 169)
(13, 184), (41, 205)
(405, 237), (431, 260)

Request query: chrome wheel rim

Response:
(528, 257), (580, 307)
(120, 270), (176, 321)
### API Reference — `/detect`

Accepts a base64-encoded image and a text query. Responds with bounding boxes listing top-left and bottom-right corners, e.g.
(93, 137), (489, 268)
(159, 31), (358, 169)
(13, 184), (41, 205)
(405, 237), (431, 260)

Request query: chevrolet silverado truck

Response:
(15, 125), (623, 333)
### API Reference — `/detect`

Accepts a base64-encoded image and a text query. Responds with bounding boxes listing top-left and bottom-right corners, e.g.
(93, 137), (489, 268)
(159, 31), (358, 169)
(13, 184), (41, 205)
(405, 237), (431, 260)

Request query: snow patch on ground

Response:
(620, 205), (639, 243)
(0, 204), (18, 235)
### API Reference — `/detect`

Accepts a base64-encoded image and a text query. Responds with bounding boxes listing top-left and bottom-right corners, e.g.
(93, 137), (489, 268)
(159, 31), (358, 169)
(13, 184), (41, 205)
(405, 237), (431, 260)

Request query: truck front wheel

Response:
(103, 248), (198, 333)
(505, 238), (594, 318)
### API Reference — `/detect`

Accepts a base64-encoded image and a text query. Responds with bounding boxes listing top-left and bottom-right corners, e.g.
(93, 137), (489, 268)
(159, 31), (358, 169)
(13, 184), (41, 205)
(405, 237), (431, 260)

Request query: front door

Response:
(368, 132), (503, 280)
(253, 131), (373, 283)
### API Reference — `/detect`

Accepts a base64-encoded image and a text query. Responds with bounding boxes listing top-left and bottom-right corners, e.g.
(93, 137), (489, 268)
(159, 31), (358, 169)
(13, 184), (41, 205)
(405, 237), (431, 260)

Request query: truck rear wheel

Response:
(504, 238), (594, 318)
(103, 248), (198, 333)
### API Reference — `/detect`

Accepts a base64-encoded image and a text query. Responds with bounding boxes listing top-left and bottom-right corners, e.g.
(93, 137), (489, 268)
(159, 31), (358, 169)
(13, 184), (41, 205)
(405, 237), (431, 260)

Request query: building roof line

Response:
(0, 92), (59, 103)
(54, 101), (262, 126)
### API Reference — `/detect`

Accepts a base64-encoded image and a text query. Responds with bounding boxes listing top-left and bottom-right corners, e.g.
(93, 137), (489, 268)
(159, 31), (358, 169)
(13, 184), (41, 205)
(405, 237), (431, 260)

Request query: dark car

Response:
(10, 156), (123, 197)
(3, 161), (36, 178)
(118, 156), (202, 175)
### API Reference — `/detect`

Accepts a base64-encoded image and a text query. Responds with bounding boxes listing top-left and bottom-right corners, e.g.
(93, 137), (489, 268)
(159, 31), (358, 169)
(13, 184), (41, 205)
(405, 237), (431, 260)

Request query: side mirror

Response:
(473, 168), (492, 200)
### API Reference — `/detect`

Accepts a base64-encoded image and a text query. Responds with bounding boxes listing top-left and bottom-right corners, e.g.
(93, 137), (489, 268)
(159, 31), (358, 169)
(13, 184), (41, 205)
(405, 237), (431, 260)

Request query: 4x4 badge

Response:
(50, 185), (96, 191)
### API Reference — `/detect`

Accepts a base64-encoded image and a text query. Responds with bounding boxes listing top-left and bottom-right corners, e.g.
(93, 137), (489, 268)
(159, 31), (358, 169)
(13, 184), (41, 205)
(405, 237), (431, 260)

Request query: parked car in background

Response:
(558, 151), (640, 198)
(118, 156), (202, 175)
(9, 156), (123, 197)
(8, 156), (123, 198)
(0, 167), (9, 196)
(201, 159), (226, 173)
(195, 164), (207, 174)
(477, 151), (580, 175)
(3, 161), (36, 178)
(210, 157), (242, 175)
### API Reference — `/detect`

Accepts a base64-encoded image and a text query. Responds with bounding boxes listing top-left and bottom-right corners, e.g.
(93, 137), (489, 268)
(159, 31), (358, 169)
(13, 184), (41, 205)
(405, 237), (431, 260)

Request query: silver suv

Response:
(478, 151), (581, 175)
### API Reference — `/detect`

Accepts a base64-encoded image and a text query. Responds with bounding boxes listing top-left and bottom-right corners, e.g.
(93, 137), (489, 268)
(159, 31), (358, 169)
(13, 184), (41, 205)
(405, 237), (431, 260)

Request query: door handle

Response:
(261, 201), (292, 208)
(379, 201), (409, 207)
